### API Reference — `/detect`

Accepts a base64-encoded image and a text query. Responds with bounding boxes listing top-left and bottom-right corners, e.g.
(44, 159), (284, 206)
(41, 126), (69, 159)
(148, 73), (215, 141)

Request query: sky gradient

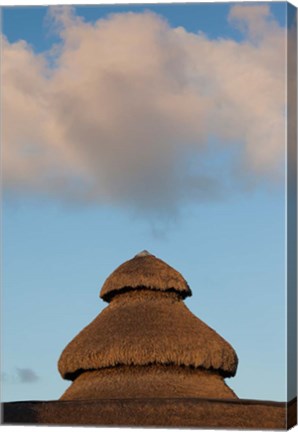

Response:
(1, 2), (289, 403)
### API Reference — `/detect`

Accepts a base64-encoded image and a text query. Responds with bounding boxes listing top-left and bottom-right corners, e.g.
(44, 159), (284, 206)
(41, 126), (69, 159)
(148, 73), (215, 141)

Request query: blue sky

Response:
(1, 2), (290, 403)
(2, 2), (287, 49)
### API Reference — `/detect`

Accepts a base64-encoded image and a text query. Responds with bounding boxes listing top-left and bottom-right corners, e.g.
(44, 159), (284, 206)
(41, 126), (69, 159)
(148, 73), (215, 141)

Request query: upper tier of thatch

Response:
(100, 251), (192, 302)
(58, 290), (238, 380)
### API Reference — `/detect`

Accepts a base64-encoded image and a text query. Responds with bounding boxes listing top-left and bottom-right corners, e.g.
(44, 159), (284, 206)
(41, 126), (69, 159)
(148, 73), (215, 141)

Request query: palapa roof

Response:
(58, 289), (238, 380)
(100, 250), (192, 302)
(4, 398), (295, 428)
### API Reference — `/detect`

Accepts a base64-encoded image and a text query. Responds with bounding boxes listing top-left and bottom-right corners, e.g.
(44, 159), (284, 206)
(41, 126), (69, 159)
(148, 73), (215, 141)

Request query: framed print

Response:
(1, 1), (297, 429)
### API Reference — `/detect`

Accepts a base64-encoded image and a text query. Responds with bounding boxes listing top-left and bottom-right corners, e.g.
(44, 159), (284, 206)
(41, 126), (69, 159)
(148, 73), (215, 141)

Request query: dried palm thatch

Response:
(4, 398), (292, 428)
(100, 251), (192, 302)
(60, 365), (238, 400)
(58, 290), (238, 381)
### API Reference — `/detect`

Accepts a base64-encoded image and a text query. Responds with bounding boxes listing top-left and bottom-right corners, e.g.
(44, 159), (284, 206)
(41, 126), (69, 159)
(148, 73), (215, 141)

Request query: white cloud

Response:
(2, 5), (286, 215)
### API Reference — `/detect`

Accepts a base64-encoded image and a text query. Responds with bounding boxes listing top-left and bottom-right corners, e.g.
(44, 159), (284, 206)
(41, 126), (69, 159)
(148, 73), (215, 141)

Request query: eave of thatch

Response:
(58, 291), (238, 380)
(100, 252), (192, 302)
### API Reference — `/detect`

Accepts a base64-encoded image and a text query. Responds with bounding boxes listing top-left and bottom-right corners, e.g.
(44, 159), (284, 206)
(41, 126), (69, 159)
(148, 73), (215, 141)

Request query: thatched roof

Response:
(58, 290), (238, 380)
(100, 251), (192, 302)
(60, 365), (238, 400)
(4, 397), (295, 428)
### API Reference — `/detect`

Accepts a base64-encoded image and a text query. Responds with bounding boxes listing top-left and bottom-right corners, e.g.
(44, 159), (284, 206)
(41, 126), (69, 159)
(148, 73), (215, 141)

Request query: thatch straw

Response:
(58, 290), (238, 381)
(100, 252), (192, 302)
(4, 398), (291, 428)
(60, 365), (238, 400)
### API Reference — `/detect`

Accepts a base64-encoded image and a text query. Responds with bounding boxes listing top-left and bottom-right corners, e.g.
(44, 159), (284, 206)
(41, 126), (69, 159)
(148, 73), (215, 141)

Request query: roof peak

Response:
(134, 250), (154, 258)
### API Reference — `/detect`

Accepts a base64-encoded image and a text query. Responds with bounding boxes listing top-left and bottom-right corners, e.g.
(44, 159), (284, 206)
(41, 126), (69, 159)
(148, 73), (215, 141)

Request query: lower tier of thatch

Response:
(60, 365), (237, 400)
